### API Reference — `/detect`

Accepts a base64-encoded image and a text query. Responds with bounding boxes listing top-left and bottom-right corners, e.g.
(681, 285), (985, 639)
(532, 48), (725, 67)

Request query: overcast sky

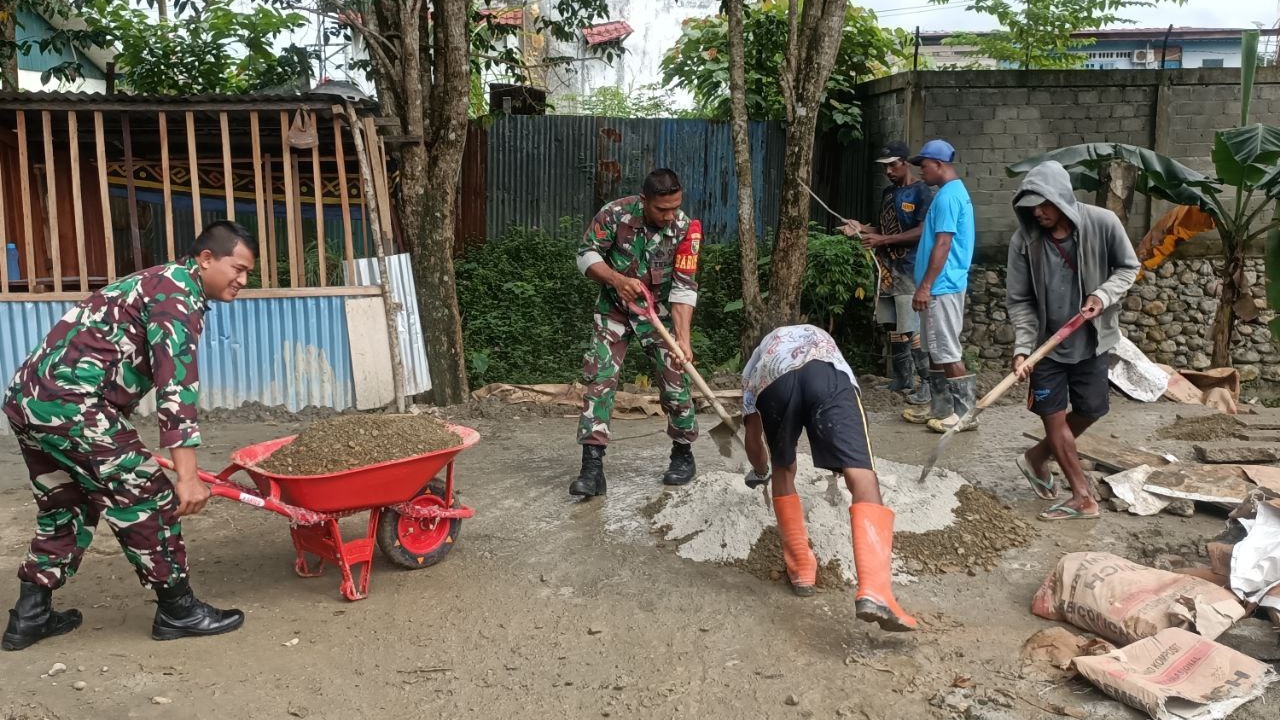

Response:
(869, 1), (1280, 33)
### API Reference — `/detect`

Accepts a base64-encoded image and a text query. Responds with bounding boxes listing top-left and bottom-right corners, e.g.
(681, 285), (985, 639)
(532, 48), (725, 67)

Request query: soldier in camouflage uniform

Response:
(2, 221), (257, 651)
(570, 168), (702, 497)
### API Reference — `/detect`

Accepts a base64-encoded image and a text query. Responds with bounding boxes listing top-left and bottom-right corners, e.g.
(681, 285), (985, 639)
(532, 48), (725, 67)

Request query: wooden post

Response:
(67, 111), (88, 291)
(0, 140), (7, 293)
(185, 111), (202, 237)
(121, 113), (143, 272)
(94, 112), (116, 282)
(264, 154), (277, 288)
(250, 112), (270, 287)
(364, 117), (394, 255)
(41, 111), (61, 292)
(333, 116), (354, 280)
(220, 112), (235, 223)
(159, 111), (174, 261)
(346, 104), (405, 413)
(16, 112), (35, 284)
(311, 142), (326, 286)
(279, 111), (298, 288)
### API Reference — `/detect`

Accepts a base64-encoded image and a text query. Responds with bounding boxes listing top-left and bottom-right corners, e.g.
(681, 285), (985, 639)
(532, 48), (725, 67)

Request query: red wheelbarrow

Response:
(156, 423), (479, 601)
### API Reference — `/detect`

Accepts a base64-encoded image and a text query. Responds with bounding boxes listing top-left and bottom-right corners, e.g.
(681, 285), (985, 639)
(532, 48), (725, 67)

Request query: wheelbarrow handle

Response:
(623, 283), (737, 428)
(152, 455), (321, 522)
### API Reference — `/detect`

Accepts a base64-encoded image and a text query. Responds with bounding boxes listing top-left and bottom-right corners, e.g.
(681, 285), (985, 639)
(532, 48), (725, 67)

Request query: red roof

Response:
(583, 21), (633, 46)
(478, 8), (523, 27)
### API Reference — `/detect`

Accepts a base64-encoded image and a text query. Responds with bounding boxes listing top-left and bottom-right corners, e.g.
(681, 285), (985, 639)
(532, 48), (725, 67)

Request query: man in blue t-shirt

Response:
(840, 141), (933, 405)
(901, 139), (978, 433)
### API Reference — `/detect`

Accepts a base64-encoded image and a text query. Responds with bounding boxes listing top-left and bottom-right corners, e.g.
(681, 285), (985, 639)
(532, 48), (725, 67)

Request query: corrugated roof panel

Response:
(346, 253), (432, 397)
(583, 21), (634, 46)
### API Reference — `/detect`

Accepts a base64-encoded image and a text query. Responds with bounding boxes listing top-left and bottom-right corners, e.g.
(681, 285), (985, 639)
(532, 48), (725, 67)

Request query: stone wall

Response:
(858, 68), (1280, 393)
(964, 258), (1278, 390)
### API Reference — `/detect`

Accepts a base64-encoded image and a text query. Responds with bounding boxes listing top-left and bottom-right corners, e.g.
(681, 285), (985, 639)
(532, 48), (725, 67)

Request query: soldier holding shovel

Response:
(571, 169), (703, 497)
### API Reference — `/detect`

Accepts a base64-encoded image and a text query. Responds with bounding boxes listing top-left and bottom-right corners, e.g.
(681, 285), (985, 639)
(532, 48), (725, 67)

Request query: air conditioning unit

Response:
(1133, 48), (1154, 64)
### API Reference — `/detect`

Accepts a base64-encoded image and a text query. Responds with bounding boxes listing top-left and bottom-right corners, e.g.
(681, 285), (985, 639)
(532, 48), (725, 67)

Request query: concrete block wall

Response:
(855, 68), (1280, 393)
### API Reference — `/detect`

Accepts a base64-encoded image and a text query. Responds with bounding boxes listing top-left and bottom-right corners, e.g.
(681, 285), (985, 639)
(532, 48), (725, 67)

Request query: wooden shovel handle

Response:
(976, 313), (1088, 410)
(626, 285), (737, 427)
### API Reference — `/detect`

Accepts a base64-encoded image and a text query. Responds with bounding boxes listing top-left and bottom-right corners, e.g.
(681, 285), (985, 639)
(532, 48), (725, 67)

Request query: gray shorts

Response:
(921, 292), (965, 365)
(875, 295), (921, 334)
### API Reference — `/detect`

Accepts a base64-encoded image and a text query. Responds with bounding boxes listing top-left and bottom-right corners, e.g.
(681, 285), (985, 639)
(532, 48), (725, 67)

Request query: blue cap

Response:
(909, 139), (956, 165)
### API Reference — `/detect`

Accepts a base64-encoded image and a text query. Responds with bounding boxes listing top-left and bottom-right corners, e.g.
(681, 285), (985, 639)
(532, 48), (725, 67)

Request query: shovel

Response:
(917, 312), (1088, 483)
(626, 285), (745, 458)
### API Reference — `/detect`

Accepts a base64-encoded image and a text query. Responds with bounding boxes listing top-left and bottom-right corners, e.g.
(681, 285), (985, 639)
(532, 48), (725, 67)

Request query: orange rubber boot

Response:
(850, 502), (917, 631)
(773, 493), (817, 596)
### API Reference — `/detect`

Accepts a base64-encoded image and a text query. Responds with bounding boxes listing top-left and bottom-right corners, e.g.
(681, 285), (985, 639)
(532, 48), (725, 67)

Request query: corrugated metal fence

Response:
(1, 297), (356, 425)
(460, 116), (865, 246)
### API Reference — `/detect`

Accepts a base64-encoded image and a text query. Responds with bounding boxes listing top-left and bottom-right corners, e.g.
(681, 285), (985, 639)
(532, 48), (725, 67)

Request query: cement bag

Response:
(1074, 627), (1277, 720)
(1030, 552), (1245, 644)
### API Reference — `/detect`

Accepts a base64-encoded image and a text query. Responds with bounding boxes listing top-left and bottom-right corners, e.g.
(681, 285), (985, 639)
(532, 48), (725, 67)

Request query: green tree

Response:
(0, 1), (310, 92)
(559, 83), (672, 118)
(660, 2), (909, 142)
(929, 0), (1188, 70)
(1009, 31), (1280, 366)
(284, 1), (614, 405)
(84, 0), (310, 94)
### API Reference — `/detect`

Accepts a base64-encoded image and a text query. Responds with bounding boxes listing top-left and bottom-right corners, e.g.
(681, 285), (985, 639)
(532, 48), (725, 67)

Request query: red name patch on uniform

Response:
(675, 219), (702, 273)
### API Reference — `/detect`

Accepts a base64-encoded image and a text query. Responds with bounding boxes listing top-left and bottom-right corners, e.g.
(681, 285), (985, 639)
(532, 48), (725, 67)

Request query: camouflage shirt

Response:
(576, 195), (700, 307)
(4, 258), (208, 450)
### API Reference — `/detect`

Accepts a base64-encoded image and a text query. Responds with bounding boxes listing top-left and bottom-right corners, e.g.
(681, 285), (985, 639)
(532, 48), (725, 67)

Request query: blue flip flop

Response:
(1016, 456), (1059, 501)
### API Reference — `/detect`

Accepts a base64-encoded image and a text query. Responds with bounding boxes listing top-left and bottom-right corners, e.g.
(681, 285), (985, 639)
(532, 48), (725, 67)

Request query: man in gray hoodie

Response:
(1007, 161), (1139, 521)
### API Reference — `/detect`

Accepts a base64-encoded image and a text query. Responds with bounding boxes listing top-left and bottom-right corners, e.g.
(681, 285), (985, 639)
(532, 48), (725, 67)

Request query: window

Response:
(1201, 58), (1225, 68)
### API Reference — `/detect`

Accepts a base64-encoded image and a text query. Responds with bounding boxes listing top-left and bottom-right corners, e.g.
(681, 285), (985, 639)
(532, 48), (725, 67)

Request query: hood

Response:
(1012, 160), (1082, 238)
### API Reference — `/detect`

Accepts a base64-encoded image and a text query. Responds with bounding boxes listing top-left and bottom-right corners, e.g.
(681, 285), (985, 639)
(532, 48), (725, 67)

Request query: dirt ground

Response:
(1, 397), (1277, 720)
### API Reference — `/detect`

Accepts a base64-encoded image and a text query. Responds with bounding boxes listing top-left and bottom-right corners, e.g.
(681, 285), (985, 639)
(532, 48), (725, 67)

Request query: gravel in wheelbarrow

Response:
(258, 414), (462, 476)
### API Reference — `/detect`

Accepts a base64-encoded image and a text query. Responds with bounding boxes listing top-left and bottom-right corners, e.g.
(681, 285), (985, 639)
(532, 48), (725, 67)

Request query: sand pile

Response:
(1154, 413), (1244, 442)
(257, 414), (462, 475)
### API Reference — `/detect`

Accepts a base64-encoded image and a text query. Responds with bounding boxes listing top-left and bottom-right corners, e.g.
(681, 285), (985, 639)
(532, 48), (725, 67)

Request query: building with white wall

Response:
(918, 26), (1280, 70)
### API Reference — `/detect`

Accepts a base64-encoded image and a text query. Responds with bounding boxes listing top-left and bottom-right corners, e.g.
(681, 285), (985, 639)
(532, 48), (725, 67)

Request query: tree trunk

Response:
(765, 0), (849, 330)
(411, 0), (472, 406)
(726, 0), (766, 357)
(1210, 245), (1245, 368)
(1, 2), (17, 91)
(1096, 159), (1137, 225)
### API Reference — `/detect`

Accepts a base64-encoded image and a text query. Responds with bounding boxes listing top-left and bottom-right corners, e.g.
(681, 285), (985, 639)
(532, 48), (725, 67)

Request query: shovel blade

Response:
(916, 407), (982, 482)
(709, 415), (744, 459)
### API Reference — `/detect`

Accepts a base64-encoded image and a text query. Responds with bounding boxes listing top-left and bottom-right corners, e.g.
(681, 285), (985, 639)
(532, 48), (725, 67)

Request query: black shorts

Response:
(1027, 354), (1110, 418)
(755, 361), (874, 472)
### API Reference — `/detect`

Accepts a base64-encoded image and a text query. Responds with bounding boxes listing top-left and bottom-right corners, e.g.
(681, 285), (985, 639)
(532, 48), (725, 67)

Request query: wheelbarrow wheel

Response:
(376, 478), (461, 570)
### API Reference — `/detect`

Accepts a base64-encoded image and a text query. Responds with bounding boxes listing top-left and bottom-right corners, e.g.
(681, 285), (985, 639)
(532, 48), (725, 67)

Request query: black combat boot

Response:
(569, 444), (607, 498)
(2, 581), (83, 651)
(151, 579), (244, 641)
(885, 340), (915, 391)
(661, 442), (696, 486)
(904, 347), (932, 405)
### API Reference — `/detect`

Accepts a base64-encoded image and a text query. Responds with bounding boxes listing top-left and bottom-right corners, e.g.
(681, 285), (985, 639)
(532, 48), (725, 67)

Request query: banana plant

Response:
(1009, 30), (1280, 368)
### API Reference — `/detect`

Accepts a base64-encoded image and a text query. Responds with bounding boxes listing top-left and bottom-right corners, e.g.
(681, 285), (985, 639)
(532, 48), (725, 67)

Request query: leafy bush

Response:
(457, 222), (746, 386)
(456, 222), (883, 388)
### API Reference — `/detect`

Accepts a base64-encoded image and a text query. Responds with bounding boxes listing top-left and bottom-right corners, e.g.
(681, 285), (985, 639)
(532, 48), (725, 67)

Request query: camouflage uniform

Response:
(4, 259), (207, 591)
(576, 196), (701, 446)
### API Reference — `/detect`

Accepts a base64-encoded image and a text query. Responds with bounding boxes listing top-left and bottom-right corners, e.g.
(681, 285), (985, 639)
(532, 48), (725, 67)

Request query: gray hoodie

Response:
(1006, 161), (1140, 358)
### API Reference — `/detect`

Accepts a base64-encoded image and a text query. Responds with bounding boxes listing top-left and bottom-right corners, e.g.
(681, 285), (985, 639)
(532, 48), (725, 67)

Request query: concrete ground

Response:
(0, 397), (1277, 719)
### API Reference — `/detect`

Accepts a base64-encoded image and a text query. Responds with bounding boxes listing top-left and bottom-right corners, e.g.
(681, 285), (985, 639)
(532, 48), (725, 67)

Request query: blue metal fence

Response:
(1, 296), (355, 415)
(480, 116), (793, 243)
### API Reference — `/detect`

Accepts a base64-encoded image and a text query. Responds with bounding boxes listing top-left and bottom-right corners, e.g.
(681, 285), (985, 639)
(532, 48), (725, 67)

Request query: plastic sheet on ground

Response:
(1109, 336), (1169, 402)
(1230, 499), (1280, 612)
(1102, 465), (1170, 516)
